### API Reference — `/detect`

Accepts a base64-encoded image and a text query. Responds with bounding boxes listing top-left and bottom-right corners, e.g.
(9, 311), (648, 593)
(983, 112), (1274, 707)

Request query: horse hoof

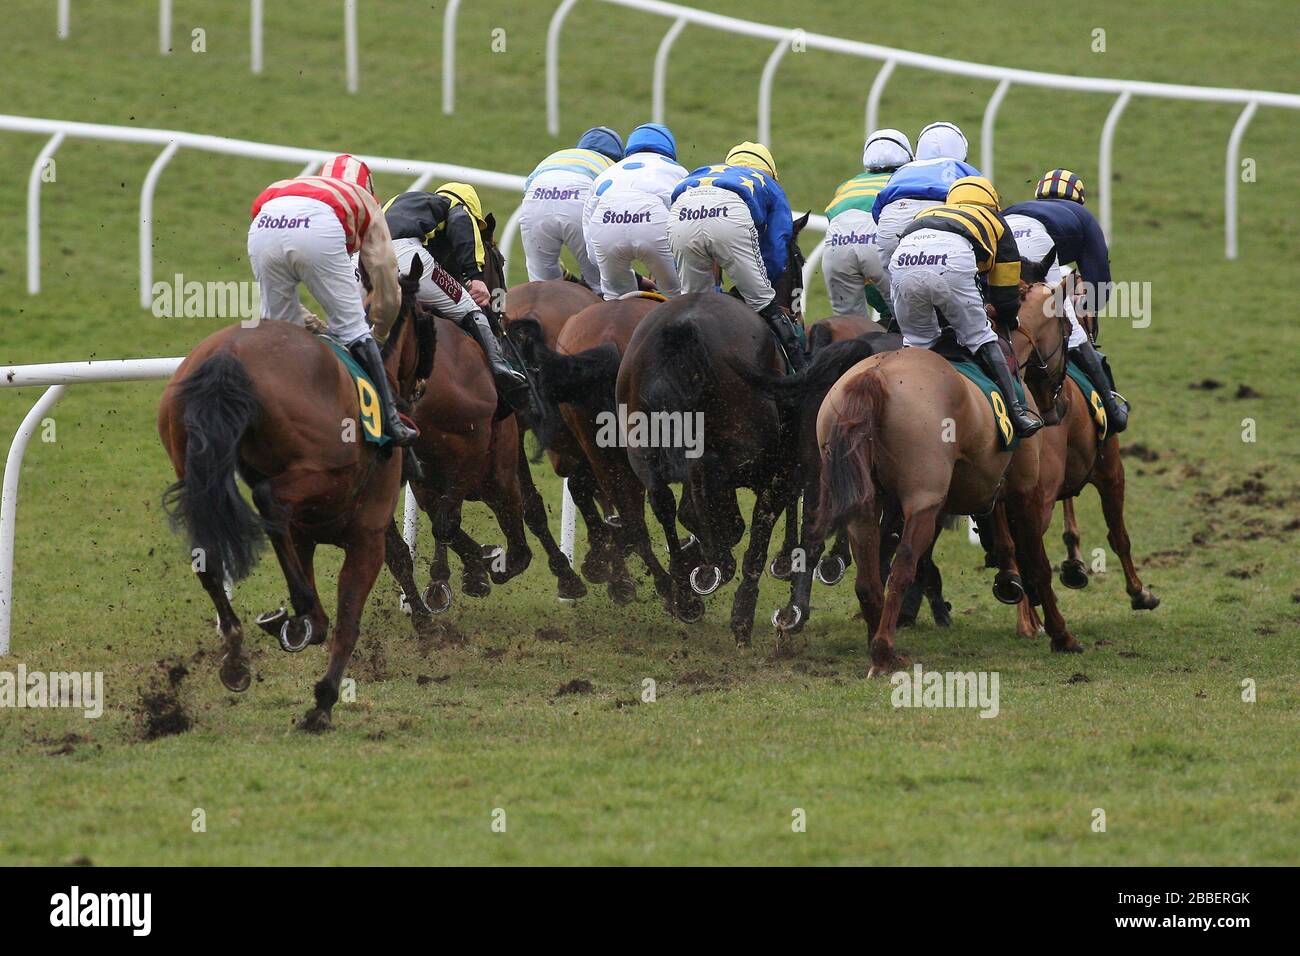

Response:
(992, 572), (1024, 605)
(481, 543), (504, 560)
(1059, 559), (1090, 589)
(1051, 639), (1084, 654)
(772, 604), (803, 631)
(279, 616), (313, 653)
(603, 512), (623, 529)
(815, 555), (846, 586)
(219, 654), (251, 693)
(690, 564), (723, 596)
(463, 577), (491, 599)
(769, 554), (794, 580)
(255, 607), (287, 637)
(423, 581), (453, 614)
(932, 601), (953, 627)
(676, 595), (705, 624)
(1131, 589), (1161, 611)
(559, 575), (588, 601)
(298, 708), (332, 733)
(897, 613), (916, 629)
(608, 578), (636, 606)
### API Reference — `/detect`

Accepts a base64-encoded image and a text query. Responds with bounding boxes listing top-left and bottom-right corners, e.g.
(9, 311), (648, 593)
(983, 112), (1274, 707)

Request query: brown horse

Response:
(817, 279), (1076, 674)
(159, 260), (426, 730)
(510, 294), (679, 606)
(384, 231), (586, 615)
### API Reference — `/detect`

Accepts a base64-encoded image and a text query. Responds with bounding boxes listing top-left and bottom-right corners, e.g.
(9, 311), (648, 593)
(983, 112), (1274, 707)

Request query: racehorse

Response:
(159, 260), (427, 731)
(816, 263), (1077, 674)
(385, 224), (586, 614)
(616, 214), (811, 640)
(510, 294), (679, 606)
(994, 254), (1159, 636)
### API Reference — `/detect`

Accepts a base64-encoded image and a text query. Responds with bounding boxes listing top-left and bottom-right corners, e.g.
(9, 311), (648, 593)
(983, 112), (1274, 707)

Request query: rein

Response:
(1012, 282), (1070, 401)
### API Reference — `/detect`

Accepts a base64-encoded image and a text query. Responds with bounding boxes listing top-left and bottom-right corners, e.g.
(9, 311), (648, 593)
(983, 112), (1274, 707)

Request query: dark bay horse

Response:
(159, 261), (426, 730)
(511, 294), (678, 606)
(817, 280), (1076, 674)
(615, 213), (811, 641)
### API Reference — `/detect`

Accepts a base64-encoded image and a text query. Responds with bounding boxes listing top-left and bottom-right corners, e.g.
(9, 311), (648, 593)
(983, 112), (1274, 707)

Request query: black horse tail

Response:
(635, 318), (714, 485)
(162, 352), (266, 583)
(726, 334), (894, 418)
(508, 315), (621, 456)
(816, 370), (885, 537)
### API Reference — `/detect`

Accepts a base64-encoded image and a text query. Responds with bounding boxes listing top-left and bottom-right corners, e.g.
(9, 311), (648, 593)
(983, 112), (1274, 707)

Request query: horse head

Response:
(773, 211), (811, 320)
(1013, 259), (1071, 426)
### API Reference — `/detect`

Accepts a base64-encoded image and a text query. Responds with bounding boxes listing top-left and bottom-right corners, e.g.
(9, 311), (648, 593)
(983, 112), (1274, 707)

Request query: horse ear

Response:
(404, 256), (424, 284)
(483, 211), (497, 242)
(793, 211), (811, 234)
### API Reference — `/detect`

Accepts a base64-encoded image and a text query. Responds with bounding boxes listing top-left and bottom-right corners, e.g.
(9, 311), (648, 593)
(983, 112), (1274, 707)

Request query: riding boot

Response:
(757, 300), (808, 372)
(349, 335), (419, 446)
(463, 311), (535, 416)
(1069, 341), (1129, 433)
(974, 340), (1043, 438)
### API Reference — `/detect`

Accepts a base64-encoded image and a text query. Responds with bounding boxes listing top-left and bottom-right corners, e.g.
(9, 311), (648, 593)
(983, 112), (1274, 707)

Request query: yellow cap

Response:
(947, 176), (1001, 210)
(725, 142), (777, 180)
(435, 182), (485, 224)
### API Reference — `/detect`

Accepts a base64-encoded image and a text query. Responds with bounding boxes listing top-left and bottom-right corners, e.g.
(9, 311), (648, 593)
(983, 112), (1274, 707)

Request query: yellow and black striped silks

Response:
(908, 201), (1022, 325)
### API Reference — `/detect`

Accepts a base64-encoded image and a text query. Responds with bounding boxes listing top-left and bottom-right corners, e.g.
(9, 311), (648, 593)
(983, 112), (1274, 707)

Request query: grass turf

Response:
(0, 0), (1297, 865)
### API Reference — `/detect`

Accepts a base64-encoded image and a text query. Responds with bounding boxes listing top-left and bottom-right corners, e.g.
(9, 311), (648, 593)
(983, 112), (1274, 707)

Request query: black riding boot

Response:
(464, 311), (534, 416)
(974, 340), (1043, 439)
(349, 335), (419, 446)
(757, 300), (808, 372)
(1069, 341), (1129, 433)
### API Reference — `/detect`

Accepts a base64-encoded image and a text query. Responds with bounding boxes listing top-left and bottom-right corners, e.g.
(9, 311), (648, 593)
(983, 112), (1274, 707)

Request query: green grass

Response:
(1, 0), (1297, 865)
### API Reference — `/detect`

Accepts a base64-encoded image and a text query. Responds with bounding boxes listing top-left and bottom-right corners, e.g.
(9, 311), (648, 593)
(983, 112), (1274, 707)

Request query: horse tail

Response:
(162, 351), (266, 583)
(507, 315), (620, 455)
(725, 333), (889, 419)
(816, 370), (886, 536)
(635, 318), (713, 485)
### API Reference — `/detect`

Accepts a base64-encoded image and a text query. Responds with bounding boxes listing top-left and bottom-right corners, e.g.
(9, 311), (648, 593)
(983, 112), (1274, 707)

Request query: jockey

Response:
(582, 123), (687, 299)
(1004, 169), (1128, 431)
(381, 184), (531, 414)
(872, 122), (980, 271)
(519, 126), (623, 290)
(248, 152), (417, 445)
(823, 128), (914, 319)
(890, 175), (1043, 438)
(668, 142), (806, 371)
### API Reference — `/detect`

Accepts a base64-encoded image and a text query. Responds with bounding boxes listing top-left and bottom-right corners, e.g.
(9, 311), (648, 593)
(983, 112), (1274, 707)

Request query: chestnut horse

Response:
(159, 261), (426, 730)
(817, 280), (1076, 674)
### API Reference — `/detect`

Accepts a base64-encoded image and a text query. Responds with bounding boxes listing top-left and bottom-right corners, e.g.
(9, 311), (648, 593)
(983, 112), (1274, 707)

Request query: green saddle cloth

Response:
(948, 357), (1027, 450)
(1066, 359), (1110, 441)
(319, 336), (392, 447)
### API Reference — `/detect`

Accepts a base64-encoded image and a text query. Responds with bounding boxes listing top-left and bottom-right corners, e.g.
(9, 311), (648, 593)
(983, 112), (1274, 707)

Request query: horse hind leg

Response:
(514, 442), (586, 600)
(647, 480), (703, 622)
(195, 557), (251, 693)
(301, 528), (386, 733)
(730, 482), (783, 648)
(251, 481), (328, 653)
(1059, 497), (1090, 589)
(870, 501), (942, 677)
(1093, 439), (1160, 610)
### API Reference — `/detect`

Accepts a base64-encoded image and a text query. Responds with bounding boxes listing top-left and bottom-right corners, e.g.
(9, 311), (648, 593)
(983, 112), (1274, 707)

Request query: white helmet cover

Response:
(916, 122), (969, 161)
(862, 128), (914, 170)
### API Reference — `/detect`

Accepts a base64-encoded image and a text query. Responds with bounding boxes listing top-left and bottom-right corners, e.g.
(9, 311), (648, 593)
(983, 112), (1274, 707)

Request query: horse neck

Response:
(1013, 287), (1053, 368)
(389, 305), (419, 392)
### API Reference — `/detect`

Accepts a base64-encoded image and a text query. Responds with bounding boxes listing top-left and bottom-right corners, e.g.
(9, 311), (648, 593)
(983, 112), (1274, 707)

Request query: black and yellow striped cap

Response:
(1035, 169), (1086, 204)
(947, 176), (1001, 210)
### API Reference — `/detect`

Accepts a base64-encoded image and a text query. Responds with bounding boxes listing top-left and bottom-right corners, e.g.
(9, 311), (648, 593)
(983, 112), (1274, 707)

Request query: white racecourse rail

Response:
(441, 0), (1300, 261)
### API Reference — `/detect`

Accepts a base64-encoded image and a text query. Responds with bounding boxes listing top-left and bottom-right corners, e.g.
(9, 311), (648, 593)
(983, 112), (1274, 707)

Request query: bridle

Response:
(1012, 281), (1070, 406)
